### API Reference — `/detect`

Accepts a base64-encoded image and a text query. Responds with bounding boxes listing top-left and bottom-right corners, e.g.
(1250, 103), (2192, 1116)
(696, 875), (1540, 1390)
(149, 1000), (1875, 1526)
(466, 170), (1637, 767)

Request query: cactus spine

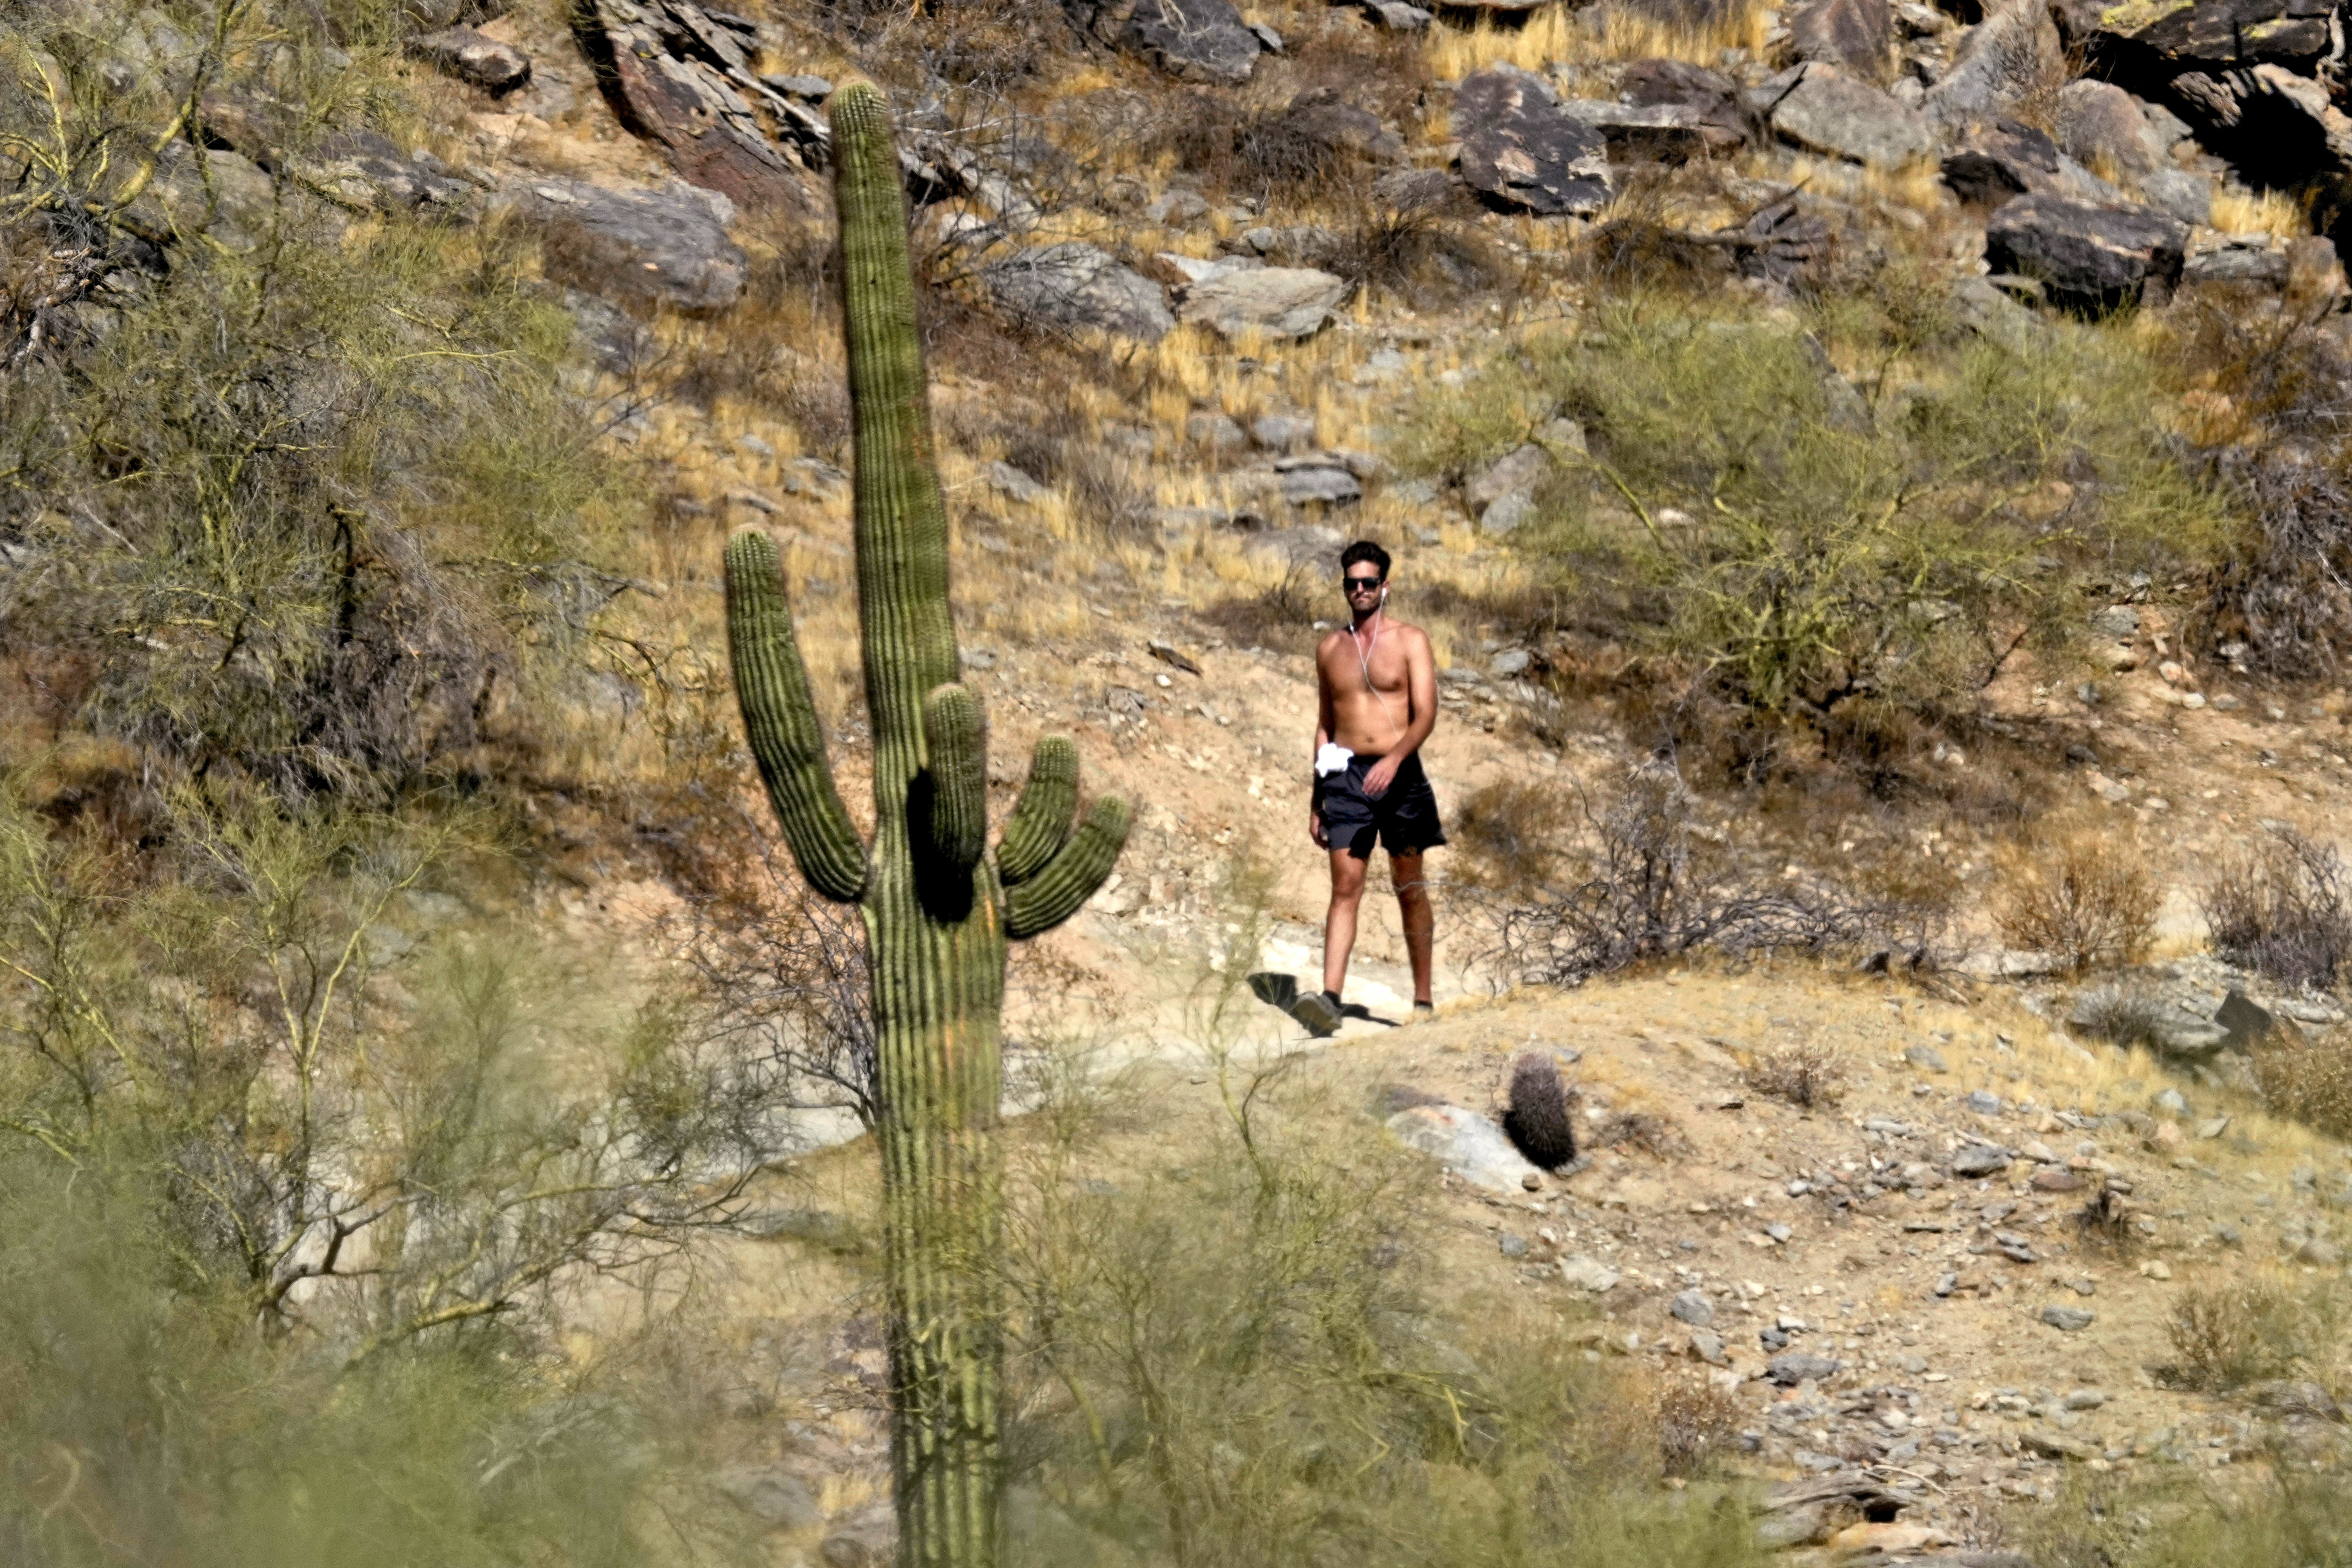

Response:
(722, 82), (1131, 1568)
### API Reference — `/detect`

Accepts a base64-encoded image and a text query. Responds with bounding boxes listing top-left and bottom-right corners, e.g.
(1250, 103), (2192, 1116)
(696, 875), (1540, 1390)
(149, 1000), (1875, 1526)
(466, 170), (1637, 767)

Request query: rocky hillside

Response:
(12, 0), (2352, 1564)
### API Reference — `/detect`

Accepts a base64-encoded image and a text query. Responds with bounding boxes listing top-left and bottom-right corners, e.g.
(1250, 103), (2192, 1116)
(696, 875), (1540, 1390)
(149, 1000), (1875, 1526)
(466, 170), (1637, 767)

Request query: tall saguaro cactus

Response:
(722, 83), (1131, 1568)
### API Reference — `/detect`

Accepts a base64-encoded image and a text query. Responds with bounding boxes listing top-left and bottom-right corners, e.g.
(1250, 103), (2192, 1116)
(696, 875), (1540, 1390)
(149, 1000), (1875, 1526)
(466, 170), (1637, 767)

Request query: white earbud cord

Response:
(1353, 594), (1403, 749)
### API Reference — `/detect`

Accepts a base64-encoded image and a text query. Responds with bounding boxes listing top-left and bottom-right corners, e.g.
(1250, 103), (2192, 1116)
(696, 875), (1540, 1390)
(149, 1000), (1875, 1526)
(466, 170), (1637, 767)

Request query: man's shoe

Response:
(1288, 989), (1343, 1037)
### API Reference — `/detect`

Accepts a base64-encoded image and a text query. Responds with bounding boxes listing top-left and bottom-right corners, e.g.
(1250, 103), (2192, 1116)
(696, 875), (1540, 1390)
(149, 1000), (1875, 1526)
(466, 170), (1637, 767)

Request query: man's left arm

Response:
(1363, 631), (1439, 797)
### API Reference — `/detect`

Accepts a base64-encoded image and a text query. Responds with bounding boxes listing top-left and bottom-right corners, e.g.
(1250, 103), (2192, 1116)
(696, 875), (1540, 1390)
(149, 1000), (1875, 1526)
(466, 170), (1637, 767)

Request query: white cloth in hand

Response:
(1314, 742), (1354, 778)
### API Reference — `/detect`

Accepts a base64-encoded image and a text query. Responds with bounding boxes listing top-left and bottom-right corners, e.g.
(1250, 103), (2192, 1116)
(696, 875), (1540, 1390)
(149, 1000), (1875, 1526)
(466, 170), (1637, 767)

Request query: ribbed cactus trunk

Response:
(722, 83), (1131, 1568)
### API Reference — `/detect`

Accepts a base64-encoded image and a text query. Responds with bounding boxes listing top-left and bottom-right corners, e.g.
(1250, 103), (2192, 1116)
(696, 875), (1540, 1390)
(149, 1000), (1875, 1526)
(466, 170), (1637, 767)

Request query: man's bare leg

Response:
(1321, 846), (1367, 1000)
(1392, 848), (1434, 1007)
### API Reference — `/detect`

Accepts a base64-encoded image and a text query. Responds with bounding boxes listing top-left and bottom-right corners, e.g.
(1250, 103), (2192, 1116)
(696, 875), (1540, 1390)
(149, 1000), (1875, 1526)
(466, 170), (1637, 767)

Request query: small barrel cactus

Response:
(1503, 1051), (1576, 1170)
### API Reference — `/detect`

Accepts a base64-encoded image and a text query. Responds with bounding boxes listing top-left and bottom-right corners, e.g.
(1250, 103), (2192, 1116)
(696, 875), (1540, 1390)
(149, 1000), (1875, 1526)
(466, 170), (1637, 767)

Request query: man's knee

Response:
(1329, 861), (1368, 900)
(1391, 856), (1431, 905)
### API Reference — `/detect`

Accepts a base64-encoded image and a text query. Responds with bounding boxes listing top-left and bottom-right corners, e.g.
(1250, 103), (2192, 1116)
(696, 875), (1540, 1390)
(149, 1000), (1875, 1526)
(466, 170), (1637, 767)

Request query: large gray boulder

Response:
(2063, 0), (2336, 76)
(407, 26), (530, 92)
(515, 179), (747, 314)
(1923, 0), (2063, 131)
(1766, 62), (1934, 165)
(2056, 80), (2167, 175)
(1455, 65), (1614, 215)
(2169, 62), (2352, 179)
(1620, 57), (1752, 145)
(1178, 266), (1349, 339)
(1786, 0), (1894, 81)
(2141, 165), (2214, 225)
(1986, 191), (2188, 312)
(1062, 0), (1262, 83)
(985, 243), (1174, 341)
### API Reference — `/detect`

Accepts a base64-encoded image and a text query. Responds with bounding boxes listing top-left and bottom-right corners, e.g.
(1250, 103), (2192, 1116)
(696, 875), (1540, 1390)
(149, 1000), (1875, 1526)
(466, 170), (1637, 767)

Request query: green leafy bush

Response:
(1402, 297), (2237, 725)
(0, 3), (638, 806)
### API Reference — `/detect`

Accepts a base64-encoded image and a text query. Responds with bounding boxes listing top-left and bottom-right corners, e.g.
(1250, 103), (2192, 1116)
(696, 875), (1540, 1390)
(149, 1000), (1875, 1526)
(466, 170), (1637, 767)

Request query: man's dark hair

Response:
(1340, 540), (1391, 579)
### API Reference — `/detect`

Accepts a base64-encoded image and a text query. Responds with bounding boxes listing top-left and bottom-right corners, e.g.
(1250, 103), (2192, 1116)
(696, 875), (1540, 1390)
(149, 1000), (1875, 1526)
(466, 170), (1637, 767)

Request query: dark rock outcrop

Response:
(1454, 65), (1613, 214)
(2067, 0), (2338, 78)
(1985, 191), (2188, 312)
(571, 0), (809, 209)
(1941, 119), (2122, 210)
(1062, 0), (1263, 83)
(1561, 98), (1747, 160)
(511, 178), (748, 314)
(1622, 57), (1753, 136)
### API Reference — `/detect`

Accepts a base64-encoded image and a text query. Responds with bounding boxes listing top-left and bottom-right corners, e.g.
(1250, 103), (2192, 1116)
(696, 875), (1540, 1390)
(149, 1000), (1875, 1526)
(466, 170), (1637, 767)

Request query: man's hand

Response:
(1362, 754), (1402, 798)
(1309, 808), (1327, 848)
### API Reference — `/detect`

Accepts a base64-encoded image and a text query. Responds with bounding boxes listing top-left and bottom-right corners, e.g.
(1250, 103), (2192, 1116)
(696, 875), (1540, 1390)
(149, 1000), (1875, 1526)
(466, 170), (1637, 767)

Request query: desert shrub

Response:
(671, 837), (880, 1127)
(1000, 1036), (1767, 1568)
(0, 1146), (671, 1568)
(2165, 289), (2352, 679)
(2074, 1185), (2142, 1256)
(2023, 1461), (2352, 1568)
(0, 8), (637, 808)
(2158, 1277), (2310, 1390)
(1743, 1040), (1844, 1108)
(1992, 819), (2158, 973)
(1199, 560), (1325, 651)
(1503, 1051), (1577, 1168)
(1451, 774), (1582, 895)
(1397, 296), (2235, 729)
(2070, 986), (2170, 1049)
(2251, 1026), (2352, 1139)
(0, 781), (788, 1348)
(1467, 760), (1896, 986)
(2201, 826), (2352, 991)
(2192, 453), (2352, 682)
(1653, 1375), (1744, 1478)
(1588, 1108), (1687, 1158)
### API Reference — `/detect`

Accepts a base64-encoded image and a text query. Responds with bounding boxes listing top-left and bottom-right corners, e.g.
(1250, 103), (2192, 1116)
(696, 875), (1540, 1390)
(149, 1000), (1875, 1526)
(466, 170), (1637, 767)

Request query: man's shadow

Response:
(1246, 972), (1401, 1029)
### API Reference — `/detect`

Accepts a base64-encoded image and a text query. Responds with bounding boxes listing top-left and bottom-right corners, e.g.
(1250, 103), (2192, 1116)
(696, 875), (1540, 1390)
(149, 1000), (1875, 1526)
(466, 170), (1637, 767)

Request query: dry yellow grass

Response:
(1426, 0), (1771, 77)
(2208, 185), (2304, 240)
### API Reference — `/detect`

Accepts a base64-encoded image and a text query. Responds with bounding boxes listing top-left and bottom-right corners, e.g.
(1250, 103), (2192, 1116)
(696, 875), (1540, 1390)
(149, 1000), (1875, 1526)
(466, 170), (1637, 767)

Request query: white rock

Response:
(1385, 1104), (1547, 1194)
(1178, 267), (1349, 340)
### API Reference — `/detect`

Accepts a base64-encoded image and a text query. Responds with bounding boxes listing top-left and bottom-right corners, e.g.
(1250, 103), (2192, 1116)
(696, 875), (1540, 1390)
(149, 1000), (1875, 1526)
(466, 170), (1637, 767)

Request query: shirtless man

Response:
(1292, 540), (1443, 1037)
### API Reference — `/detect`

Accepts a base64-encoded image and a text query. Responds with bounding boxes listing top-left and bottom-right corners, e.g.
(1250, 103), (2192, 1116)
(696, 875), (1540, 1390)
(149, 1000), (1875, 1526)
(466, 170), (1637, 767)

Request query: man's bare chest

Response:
(1322, 637), (1411, 696)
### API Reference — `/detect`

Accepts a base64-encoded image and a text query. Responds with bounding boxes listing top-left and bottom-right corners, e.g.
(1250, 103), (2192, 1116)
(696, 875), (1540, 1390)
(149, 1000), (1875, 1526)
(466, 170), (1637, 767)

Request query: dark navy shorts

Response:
(1314, 752), (1447, 859)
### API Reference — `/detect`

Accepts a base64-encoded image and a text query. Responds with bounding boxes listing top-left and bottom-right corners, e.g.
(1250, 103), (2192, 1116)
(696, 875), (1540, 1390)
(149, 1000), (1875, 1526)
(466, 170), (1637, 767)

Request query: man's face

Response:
(1343, 569), (1384, 607)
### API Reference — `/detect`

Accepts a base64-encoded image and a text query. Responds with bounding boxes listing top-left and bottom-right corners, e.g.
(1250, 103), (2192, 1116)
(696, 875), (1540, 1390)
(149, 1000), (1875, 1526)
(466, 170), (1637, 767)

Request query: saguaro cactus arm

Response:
(1005, 795), (1133, 939)
(724, 531), (870, 902)
(920, 682), (988, 873)
(994, 735), (1079, 886)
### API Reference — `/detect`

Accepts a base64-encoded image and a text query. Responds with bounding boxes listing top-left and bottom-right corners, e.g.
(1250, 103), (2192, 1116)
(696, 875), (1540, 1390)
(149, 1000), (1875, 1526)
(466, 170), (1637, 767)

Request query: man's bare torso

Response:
(1316, 619), (1428, 757)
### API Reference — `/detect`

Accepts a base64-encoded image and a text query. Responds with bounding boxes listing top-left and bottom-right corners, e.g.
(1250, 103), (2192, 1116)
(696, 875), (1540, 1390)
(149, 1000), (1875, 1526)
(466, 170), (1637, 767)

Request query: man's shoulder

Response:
(1386, 618), (1434, 650)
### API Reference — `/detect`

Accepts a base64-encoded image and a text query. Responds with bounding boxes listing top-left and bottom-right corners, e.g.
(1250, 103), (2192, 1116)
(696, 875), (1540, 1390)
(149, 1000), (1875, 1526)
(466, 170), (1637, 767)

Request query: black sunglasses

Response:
(1342, 576), (1385, 592)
